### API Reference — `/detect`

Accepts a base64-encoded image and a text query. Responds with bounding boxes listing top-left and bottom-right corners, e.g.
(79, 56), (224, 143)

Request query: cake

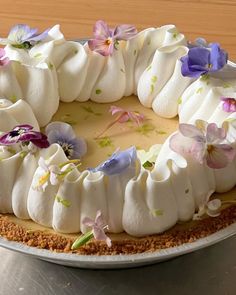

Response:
(0, 21), (236, 255)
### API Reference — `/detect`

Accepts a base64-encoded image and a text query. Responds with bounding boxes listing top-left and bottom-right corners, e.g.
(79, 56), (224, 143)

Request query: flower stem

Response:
(71, 230), (94, 250)
(95, 114), (124, 139)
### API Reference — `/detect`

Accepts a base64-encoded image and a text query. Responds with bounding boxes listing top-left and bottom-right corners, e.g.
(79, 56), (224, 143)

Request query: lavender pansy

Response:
(88, 20), (137, 56)
(72, 210), (111, 249)
(45, 122), (87, 160)
(0, 24), (49, 49)
(0, 48), (10, 66)
(221, 97), (236, 113)
(0, 124), (49, 148)
(181, 43), (228, 78)
(169, 120), (236, 169)
(90, 146), (137, 175)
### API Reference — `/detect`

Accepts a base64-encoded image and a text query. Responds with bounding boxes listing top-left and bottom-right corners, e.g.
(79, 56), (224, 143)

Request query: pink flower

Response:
(221, 97), (236, 113)
(88, 20), (137, 56)
(0, 48), (9, 66)
(95, 105), (145, 139)
(82, 210), (111, 247)
(169, 121), (236, 169)
(110, 106), (145, 125)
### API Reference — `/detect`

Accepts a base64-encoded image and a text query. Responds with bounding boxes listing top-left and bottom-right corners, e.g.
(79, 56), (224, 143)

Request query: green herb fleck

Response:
(196, 87), (203, 94)
(7, 147), (16, 155)
(74, 49), (78, 54)
(143, 161), (153, 168)
(147, 38), (151, 45)
(146, 65), (152, 71)
(61, 114), (77, 125)
(150, 84), (155, 94)
(19, 151), (28, 159)
(223, 82), (231, 88)
(151, 75), (158, 83)
(56, 196), (71, 208)
(81, 106), (102, 116)
(177, 96), (182, 105)
(173, 32), (179, 39)
(136, 123), (155, 136)
(97, 136), (113, 148)
(48, 62), (54, 70)
(200, 74), (210, 84)
(133, 49), (137, 56)
(34, 53), (42, 58)
(185, 188), (189, 194)
(120, 68), (125, 73)
(10, 94), (17, 103)
(151, 209), (164, 217)
(156, 130), (167, 135)
(95, 89), (102, 95)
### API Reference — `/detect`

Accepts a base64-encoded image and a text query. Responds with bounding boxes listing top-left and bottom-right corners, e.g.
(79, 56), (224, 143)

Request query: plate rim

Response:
(0, 221), (236, 268)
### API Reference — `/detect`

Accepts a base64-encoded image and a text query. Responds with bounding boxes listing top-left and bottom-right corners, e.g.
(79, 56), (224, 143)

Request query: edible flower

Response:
(90, 146), (136, 175)
(35, 157), (61, 191)
(187, 37), (209, 49)
(221, 97), (236, 113)
(180, 43), (228, 78)
(0, 124), (49, 148)
(96, 106), (145, 139)
(88, 20), (137, 56)
(169, 120), (236, 169)
(45, 122), (87, 159)
(137, 144), (162, 168)
(0, 24), (49, 49)
(34, 158), (80, 192)
(193, 199), (222, 220)
(0, 48), (10, 66)
(71, 210), (111, 249)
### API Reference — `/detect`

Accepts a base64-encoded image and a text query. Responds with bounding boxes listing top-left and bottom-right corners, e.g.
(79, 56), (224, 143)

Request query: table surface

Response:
(1, 1), (236, 294)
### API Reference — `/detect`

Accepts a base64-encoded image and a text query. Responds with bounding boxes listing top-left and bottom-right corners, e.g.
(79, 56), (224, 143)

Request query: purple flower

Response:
(71, 210), (111, 249)
(169, 121), (236, 169)
(187, 37), (209, 49)
(45, 122), (87, 160)
(0, 24), (49, 49)
(0, 48), (9, 66)
(221, 97), (236, 113)
(83, 210), (111, 247)
(181, 43), (228, 78)
(90, 146), (136, 175)
(0, 125), (49, 148)
(88, 20), (137, 56)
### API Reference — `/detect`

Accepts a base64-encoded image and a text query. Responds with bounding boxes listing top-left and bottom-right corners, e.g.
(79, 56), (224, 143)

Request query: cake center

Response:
(52, 96), (178, 170)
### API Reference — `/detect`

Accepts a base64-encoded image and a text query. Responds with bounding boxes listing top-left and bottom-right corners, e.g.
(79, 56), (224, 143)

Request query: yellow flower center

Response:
(105, 38), (112, 46)
(207, 63), (212, 69)
(207, 144), (214, 153)
(37, 171), (50, 187)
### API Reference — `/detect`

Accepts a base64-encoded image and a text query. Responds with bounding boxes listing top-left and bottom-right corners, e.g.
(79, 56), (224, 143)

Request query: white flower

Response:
(137, 144), (162, 167)
(34, 157), (61, 192)
(193, 198), (222, 220)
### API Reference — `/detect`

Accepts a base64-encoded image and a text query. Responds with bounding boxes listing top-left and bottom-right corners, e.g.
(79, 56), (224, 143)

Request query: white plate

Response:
(0, 222), (236, 269)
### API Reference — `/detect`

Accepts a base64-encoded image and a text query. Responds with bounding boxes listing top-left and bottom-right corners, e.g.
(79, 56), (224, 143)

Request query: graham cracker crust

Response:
(0, 205), (236, 255)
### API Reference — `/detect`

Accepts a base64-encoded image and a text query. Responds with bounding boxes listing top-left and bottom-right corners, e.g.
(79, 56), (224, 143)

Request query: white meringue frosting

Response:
(1, 23), (236, 239)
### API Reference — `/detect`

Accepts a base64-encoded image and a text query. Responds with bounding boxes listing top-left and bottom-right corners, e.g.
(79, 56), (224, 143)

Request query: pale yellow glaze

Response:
(52, 96), (178, 170)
